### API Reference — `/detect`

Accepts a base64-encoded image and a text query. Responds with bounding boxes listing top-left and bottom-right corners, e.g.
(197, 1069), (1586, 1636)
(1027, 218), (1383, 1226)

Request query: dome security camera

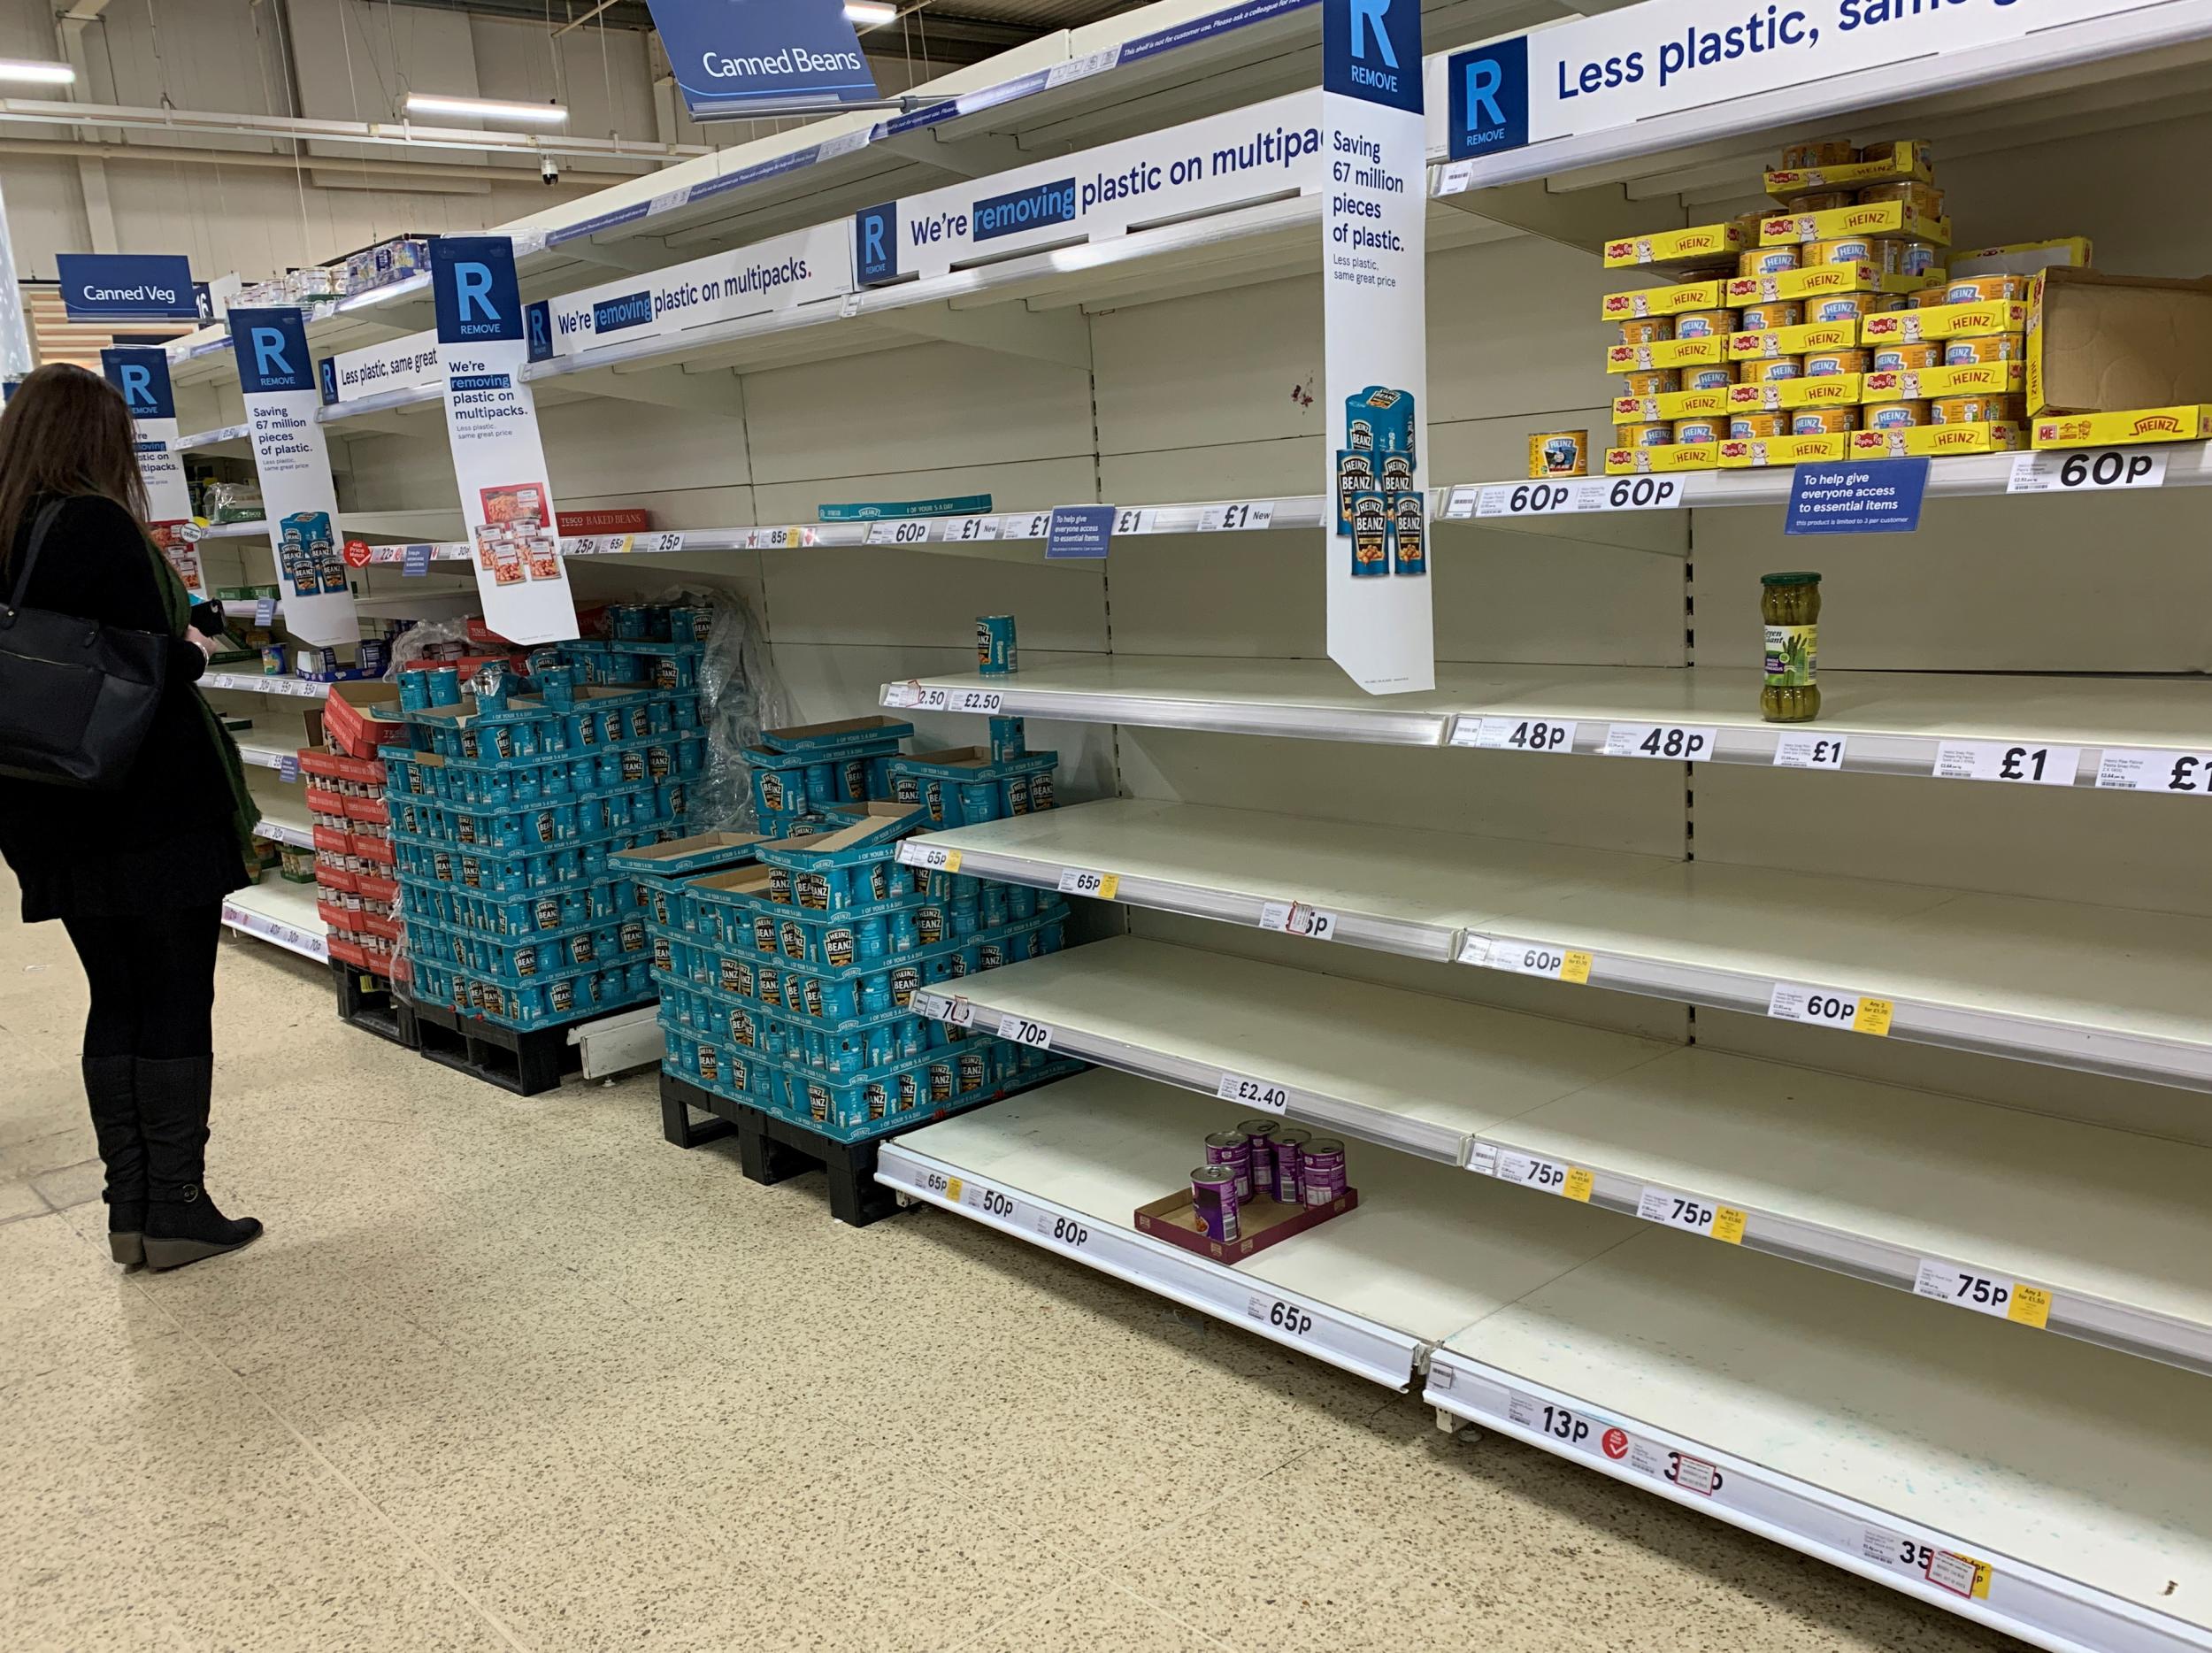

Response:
(540, 155), (559, 185)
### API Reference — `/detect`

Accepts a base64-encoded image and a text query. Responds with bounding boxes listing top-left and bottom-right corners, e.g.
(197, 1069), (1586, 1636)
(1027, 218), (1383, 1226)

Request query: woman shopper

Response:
(0, 363), (263, 1271)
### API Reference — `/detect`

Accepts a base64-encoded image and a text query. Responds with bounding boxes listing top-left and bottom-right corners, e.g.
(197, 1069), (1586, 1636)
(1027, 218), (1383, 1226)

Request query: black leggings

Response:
(61, 905), (221, 1060)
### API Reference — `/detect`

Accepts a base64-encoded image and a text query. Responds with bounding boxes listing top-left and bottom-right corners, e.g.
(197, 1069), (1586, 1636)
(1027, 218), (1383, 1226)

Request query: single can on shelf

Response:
(427, 664), (462, 705)
(1271, 1127), (1313, 1205)
(1870, 341), (1941, 371)
(1890, 240), (1944, 279)
(1617, 317), (1673, 345)
(1804, 236), (1875, 267)
(1932, 394), (2024, 425)
(1204, 1131), (1253, 1200)
(1858, 181), (1945, 216)
(989, 717), (1026, 762)
(1908, 285), (1951, 309)
(1868, 400), (1929, 429)
(976, 614), (1018, 676)
(1528, 430), (1588, 478)
(1945, 334), (2024, 365)
(1780, 138), (1856, 169)
(1737, 302), (1801, 331)
(1740, 246), (1800, 277)
(1747, 358), (1803, 382)
(1672, 309), (1738, 341)
(1620, 371), (1678, 396)
(1301, 1138), (1348, 1205)
(1237, 1119), (1279, 1198)
(1793, 409), (1859, 434)
(1673, 417), (1721, 444)
(1946, 274), (2029, 305)
(1808, 294), (1870, 325)
(260, 642), (288, 676)
(1684, 365), (1737, 391)
(1191, 1165), (1240, 1242)
(1731, 412), (1788, 439)
(1618, 422), (1673, 448)
(1803, 349), (1868, 377)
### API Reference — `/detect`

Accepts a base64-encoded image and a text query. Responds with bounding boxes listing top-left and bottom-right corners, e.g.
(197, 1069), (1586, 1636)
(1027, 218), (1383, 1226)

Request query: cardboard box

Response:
(1601, 221), (1748, 272)
(1133, 1184), (1359, 1263)
(1724, 263), (1931, 306)
(1717, 434), (1849, 467)
(1848, 422), (2026, 458)
(1606, 337), (1726, 373)
(1862, 361), (2025, 403)
(1601, 280), (1726, 320)
(1611, 388), (1731, 423)
(1605, 442), (1720, 475)
(2027, 265), (2212, 420)
(1764, 141), (1934, 201)
(1725, 374), (1864, 411)
(1950, 237), (2093, 280)
(2032, 407), (2212, 449)
(1760, 202), (1949, 247)
(1727, 320), (1861, 360)
(320, 680), (405, 759)
(1863, 302), (2026, 344)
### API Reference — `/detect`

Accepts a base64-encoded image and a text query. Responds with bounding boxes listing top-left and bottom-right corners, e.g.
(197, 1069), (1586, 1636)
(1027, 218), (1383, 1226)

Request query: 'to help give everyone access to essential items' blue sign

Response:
(56, 253), (200, 321)
(641, 0), (877, 120)
(1786, 457), (1928, 535)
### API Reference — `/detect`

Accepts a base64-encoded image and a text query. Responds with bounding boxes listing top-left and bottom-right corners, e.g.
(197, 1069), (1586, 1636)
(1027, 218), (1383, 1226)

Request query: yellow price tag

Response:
(1098, 873), (1119, 901)
(607, 534), (634, 554)
(1712, 1205), (1748, 1245)
(1853, 996), (1894, 1035)
(1561, 950), (1594, 985)
(944, 1177), (964, 1203)
(1563, 1166), (1595, 1203)
(2008, 1285), (2053, 1329)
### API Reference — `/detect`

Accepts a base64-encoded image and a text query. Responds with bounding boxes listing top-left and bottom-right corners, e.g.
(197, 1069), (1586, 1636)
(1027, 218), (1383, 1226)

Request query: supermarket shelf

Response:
(200, 672), (330, 700)
(883, 657), (2212, 792)
(906, 797), (2212, 1092)
(1428, 1237), (2212, 1653)
(234, 742), (299, 779)
(220, 879), (327, 964)
(911, 934), (1671, 1164)
(167, 421), (250, 454)
(876, 1065), (1645, 1389)
(197, 508), (465, 543)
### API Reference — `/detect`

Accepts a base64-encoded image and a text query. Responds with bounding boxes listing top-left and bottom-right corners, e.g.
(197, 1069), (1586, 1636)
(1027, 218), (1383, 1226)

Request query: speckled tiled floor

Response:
(0, 882), (2021, 1653)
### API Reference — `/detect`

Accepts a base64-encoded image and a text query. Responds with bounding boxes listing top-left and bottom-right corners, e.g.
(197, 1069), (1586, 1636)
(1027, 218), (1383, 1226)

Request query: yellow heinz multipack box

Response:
(1601, 281), (1727, 320)
(1850, 422), (2026, 458)
(1612, 388), (1731, 423)
(1862, 361), (2026, 403)
(1863, 301), (2027, 344)
(1950, 237), (2093, 280)
(1727, 320), (1860, 360)
(1602, 222), (1749, 272)
(1717, 434), (1848, 467)
(2032, 407), (2212, 449)
(1605, 442), (1720, 475)
(1760, 201), (1950, 248)
(1725, 262), (1929, 306)
(1607, 337), (1728, 373)
(1764, 141), (1934, 201)
(1725, 374), (1863, 411)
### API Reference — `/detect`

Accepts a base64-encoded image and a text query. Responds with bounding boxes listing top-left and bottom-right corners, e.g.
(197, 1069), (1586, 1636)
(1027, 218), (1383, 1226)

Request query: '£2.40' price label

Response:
(1217, 1072), (1289, 1113)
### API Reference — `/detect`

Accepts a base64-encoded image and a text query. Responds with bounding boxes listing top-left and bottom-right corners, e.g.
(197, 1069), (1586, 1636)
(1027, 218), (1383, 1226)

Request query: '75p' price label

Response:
(1914, 1260), (2052, 1328)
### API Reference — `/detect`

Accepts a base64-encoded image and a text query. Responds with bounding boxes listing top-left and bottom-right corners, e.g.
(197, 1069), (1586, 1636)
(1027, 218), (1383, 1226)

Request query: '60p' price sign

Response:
(1462, 475), (1684, 519)
(2007, 446), (2169, 494)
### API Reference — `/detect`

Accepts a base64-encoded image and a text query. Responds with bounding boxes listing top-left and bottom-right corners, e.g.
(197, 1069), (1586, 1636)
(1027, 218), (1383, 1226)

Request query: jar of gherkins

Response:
(1760, 573), (1821, 723)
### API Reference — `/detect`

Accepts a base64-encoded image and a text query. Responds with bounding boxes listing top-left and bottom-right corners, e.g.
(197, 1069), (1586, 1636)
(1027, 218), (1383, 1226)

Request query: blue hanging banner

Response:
(56, 253), (198, 321)
(642, 0), (878, 120)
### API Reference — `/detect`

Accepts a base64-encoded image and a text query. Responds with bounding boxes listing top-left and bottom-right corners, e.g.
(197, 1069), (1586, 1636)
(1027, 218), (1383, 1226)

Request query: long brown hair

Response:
(0, 363), (150, 573)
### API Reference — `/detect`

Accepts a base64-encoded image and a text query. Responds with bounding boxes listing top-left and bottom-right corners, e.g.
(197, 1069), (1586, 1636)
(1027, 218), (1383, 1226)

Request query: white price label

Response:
(1483, 942), (1594, 984)
(907, 843), (962, 873)
(1474, 475), (1684, 518)
(2007, 447), (2169, 494)
(996, 1013), (1053, 1050)
(965, 1181), (1018, 1220)
(1003, 511), (1053, 541)
(2094, 748), (2212, 794)
(1248, 1294), (1316, 1336)
(911, 686), (952, 711)
(1637, 1186), (1746, 1244)
(1437, 159), (1475, 195)
(1257, 901), (1337, 941)
(814, 128), (871, 160)
(1862, 1528), (1993, 1600)
(636, 531), (685, 554)
(1056, 867), (1119, 899)
(949, 688), (1003, 714)
(910, 989), (952, 1020)
(1033, 1207), (1093, 1249)
(1488, 1150), (1593, 1202)
(1507, 1389), (1601, 1449)
(865, 519), (933, 546)
(1452, 715), (1577, 753)
(1198, 501), (1276, 532)
(1766, 984), (1893, 1036)
(942, 515), (1000, 542)
(180, 519), (208, 542)
(648, 186), (691, 215)
(1771, 732), (1847, 769)
(1111, 506), (1152, 534)
(1216, 1072), (1289, 1112)
(882, 683), (923, 709)
(1604, 722), (1716, 761)
(1044, 44), (1118, 86)
(749, 527), (795, 549)
(1914, 1260), (2052, 1328)
(1932, 741), (2080, 786)
(567, 535), (603, 557)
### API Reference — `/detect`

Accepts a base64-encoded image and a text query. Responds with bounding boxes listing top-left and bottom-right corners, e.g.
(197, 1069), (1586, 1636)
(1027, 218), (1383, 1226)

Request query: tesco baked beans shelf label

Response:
(1457, 476), (1685, 519)
(1451, 715), (1578, 753)
(2093, 749), (2212, 794)
(1767, 984), (1893, 1036)
(1914, 1260), (2053, 1329)
(1932, 741), (2080, 786)
(2007, 447), (2169, 494)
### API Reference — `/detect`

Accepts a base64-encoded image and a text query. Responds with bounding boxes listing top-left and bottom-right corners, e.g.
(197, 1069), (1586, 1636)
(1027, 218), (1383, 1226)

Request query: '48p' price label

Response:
(1465, 476), (1684, 519)
(1452, 716), (1577, 754)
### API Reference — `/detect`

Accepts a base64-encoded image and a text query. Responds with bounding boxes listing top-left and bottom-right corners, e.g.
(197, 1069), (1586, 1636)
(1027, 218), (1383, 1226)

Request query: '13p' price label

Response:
(1454, 716), (1577, 753)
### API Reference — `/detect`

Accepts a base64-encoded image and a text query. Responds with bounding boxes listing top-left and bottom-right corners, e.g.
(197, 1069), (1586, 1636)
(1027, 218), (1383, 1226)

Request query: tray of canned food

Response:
(392, 830), (680, 897)
(400, 873), (643, 939)
(410, 955), (657, 1031)
(387, 733), (705, 805)
(887, 748), (1060, 829)
(1136, 1120), (1359, 1264)
(400, 692), (703, 765)
(559, 638), (705, 693)
(388, 780), (689, 853)
(749, 738), (910, 829)
(403, 906), (653, 984)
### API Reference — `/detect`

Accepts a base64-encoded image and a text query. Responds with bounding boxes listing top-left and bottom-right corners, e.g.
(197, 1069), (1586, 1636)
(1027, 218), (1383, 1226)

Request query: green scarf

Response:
(144, 530), (261, 865)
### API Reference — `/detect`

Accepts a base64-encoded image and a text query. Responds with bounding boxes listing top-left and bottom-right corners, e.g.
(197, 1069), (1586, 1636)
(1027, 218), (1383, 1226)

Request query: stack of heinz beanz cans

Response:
(1191, 1120), (1351, 1244)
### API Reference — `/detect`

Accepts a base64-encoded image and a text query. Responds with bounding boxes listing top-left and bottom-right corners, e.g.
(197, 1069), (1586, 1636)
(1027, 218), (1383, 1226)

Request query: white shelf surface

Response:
(221, 878), (326, 964)
(1430, 1237), (2212, 1653)
(920, 934), (1672, 1163)
(875, 1065), (1647, 1388)
(910, 798), (2212, 1091)
(881, 657), (2212, 787)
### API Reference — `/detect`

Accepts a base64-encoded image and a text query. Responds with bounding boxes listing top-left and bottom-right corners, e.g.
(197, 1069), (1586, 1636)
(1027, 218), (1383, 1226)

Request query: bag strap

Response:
(7, 499), (69, 611)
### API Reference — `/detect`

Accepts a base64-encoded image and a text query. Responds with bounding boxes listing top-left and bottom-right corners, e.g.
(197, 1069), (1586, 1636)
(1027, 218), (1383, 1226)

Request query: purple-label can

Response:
(1203, 1131), (1252, 1200)
(976, 614), (1018, 676)
(1300, 1137), (1348, 1206)
(1237, 1119), (1279, 1203)
(1191, 1165), (1240, 1243)
(1271, 1127), (1312, 1206)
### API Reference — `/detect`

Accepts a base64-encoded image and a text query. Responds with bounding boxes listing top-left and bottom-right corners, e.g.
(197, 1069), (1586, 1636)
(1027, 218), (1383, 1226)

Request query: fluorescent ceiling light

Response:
(404, 92), (568, 125)
(0, 58), (77, 85)
(844, 3), (897, 24)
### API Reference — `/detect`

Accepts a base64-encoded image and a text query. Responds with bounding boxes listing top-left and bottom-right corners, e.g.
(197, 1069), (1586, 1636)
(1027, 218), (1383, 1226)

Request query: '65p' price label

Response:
(1463, 475), (1684, 519)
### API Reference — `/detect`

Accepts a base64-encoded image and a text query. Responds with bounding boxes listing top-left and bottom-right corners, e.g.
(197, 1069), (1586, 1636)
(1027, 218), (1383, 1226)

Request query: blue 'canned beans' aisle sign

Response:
(641, 0), (878, 120)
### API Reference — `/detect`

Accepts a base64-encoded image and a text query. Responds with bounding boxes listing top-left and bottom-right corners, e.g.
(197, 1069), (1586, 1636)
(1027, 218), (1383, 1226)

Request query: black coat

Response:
(0, 495), (249, 920)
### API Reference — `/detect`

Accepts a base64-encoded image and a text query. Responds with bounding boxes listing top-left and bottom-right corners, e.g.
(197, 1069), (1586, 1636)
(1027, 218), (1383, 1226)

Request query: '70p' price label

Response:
(1462, 475), (1684, 519)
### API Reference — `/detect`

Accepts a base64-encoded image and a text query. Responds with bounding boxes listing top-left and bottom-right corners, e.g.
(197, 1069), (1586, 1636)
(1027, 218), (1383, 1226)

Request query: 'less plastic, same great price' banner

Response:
(1323, 0), (1432, 696)
(99, 346), (202, 598)
(431, 237), (580, 647)
(229, 309), (360, 648)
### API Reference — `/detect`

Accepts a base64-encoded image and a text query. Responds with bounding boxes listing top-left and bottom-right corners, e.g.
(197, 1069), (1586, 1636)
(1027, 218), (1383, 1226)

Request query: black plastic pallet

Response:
(406, 993), (606, 1096)
(330, 960), (414, 1048)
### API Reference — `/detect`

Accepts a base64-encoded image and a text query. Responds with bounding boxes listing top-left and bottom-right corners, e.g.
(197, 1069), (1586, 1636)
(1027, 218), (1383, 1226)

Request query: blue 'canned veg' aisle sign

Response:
(56, 253), (199, 321)
(641, 0), (877, 120)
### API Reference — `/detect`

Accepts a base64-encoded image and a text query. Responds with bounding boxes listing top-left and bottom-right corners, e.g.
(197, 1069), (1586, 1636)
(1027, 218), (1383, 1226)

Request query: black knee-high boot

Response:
(135, 1055), (262, 1272)
(81, 1055), (146, 1266)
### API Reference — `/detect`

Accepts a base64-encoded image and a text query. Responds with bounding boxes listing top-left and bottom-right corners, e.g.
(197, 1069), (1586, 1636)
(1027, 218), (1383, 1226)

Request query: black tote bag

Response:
(0, 501), (171, 788)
